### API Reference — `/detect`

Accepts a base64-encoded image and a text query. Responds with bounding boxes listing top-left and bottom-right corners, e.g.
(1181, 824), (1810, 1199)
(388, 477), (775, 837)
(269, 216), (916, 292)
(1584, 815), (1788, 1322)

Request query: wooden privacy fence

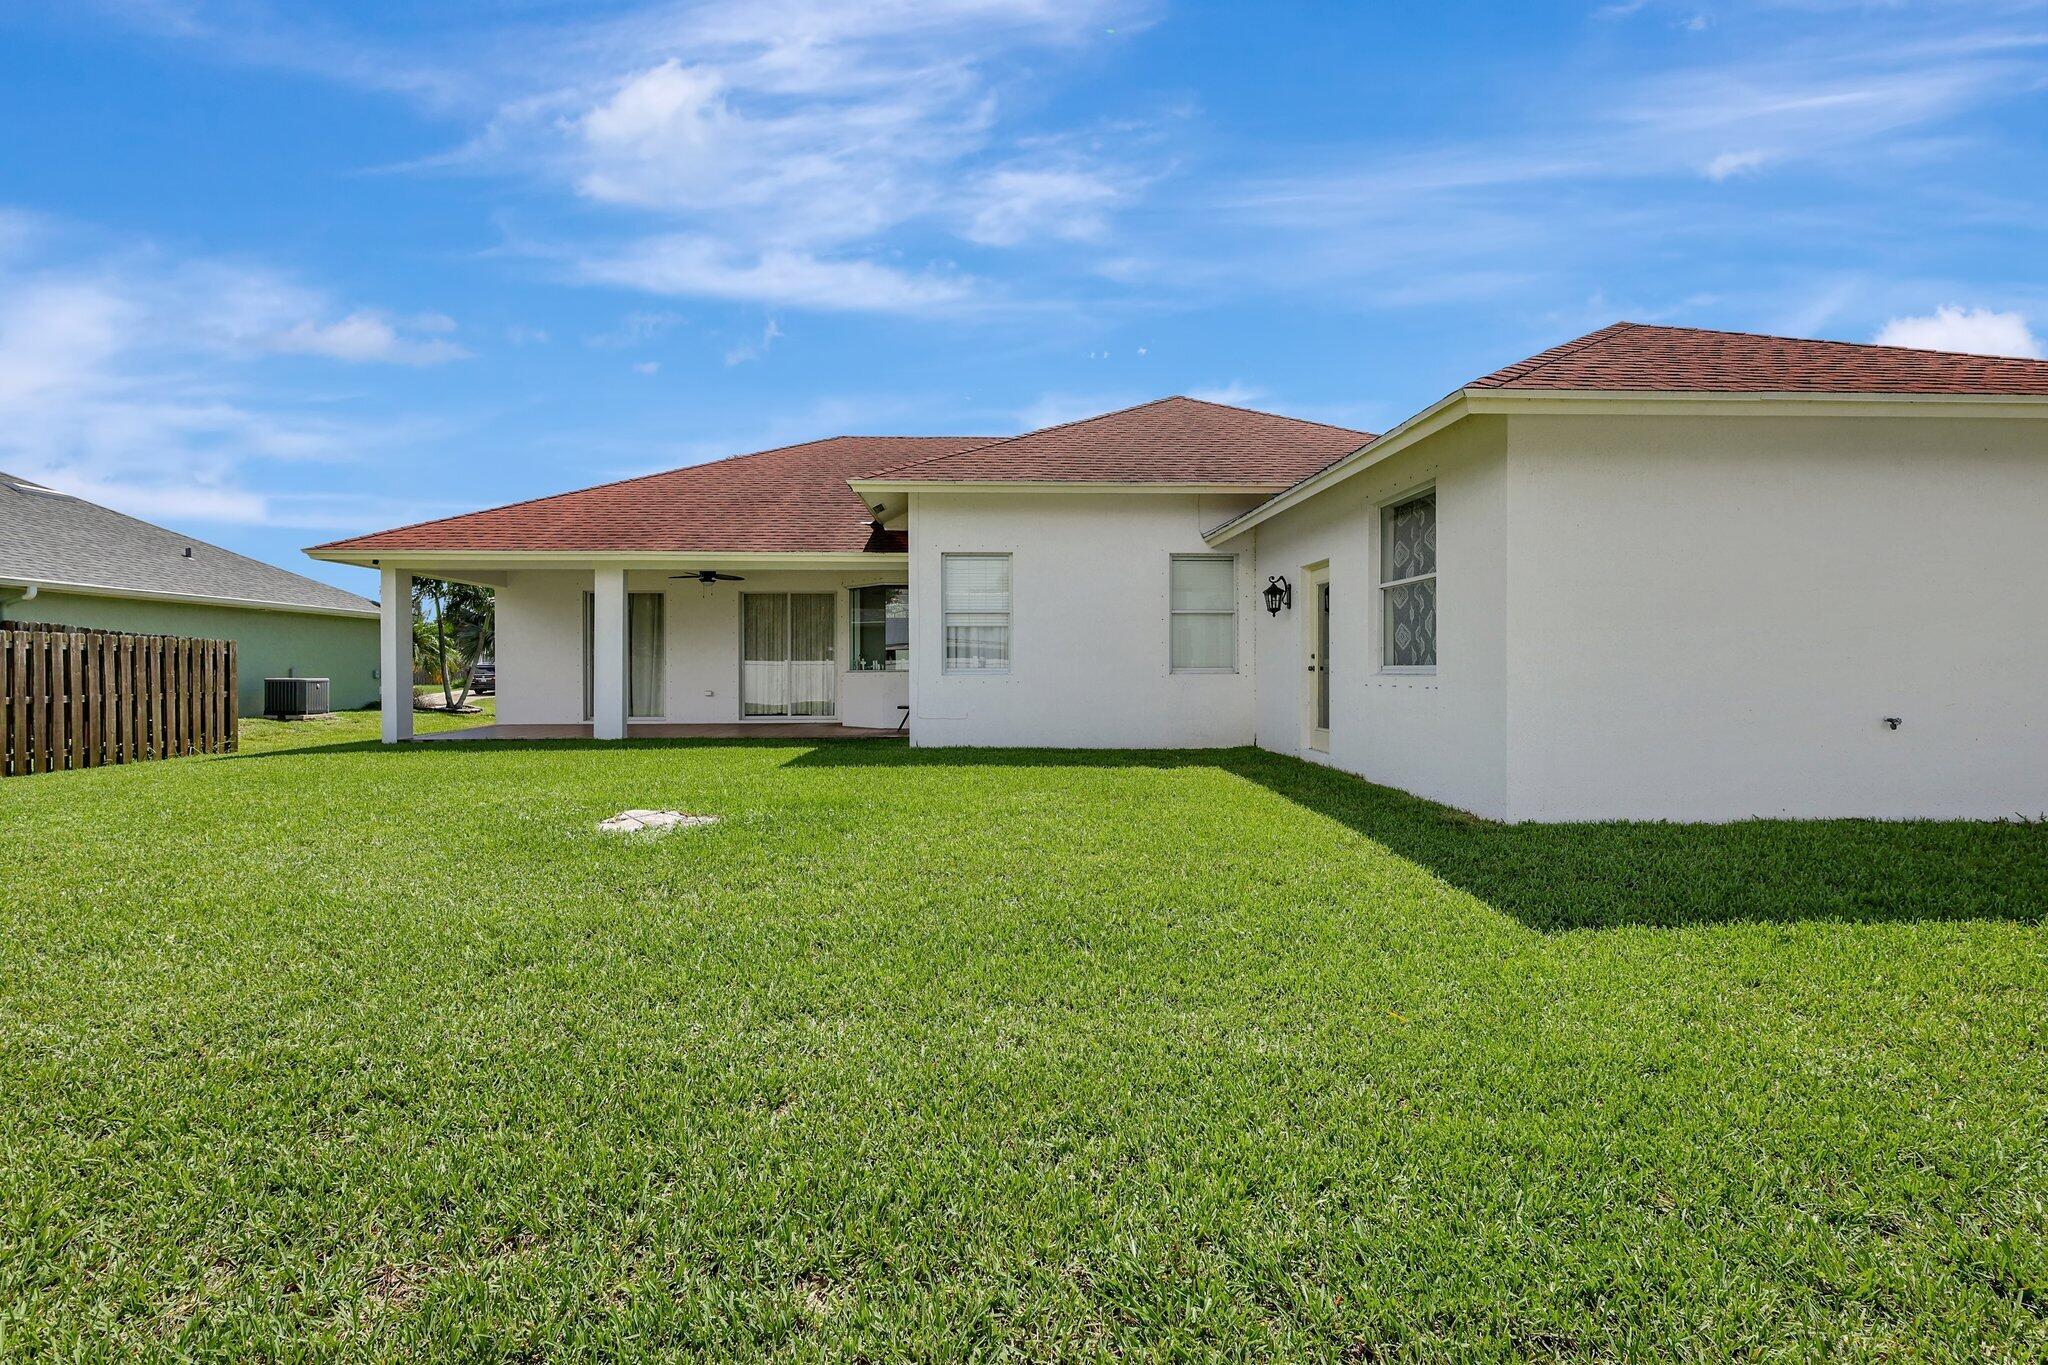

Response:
(1, 621), (238, 777)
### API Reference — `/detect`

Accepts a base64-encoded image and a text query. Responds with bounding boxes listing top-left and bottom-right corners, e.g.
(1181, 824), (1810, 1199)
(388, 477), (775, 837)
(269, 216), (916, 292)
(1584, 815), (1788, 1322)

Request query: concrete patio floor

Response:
(414, 722), (903, 742)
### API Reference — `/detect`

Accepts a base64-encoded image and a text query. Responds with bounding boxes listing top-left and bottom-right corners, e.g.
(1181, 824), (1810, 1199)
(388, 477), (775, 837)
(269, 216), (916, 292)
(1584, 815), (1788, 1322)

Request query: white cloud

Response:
(1186, 381), (1266, 407)
(580, 235), (971, 313)
(632, 360), (662, 375)
(506, 324), (550, 345)
(1218, 24), (2048, 305)
(269, 310), (471, 365)
(85, 0), (1163, 312)
(0, 278), (135, 409)
(1013, 391), (1143, 431)
(584, 309), (683, 348)
(41, 476), (464, 531)
(1703, 148), (1773, 180)
(964, 164), (1125, 246)
(1874, 305), (2041, 358)
(0, 208), (42, 262)
(494, 0), (1147, 307)
(0, 222), (458, 529)
(579, 59), (728, 158)
(724, 317), (783, 365)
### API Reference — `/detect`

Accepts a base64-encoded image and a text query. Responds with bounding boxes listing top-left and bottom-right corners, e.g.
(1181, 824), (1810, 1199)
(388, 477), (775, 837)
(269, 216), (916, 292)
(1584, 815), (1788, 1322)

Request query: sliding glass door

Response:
(741, 592), (835, 717)
(583, 591), (666, 720)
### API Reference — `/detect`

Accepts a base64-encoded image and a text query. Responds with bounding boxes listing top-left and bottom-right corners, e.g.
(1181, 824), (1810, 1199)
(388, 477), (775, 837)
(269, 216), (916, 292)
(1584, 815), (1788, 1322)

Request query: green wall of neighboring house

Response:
(0, 590), (380, 713)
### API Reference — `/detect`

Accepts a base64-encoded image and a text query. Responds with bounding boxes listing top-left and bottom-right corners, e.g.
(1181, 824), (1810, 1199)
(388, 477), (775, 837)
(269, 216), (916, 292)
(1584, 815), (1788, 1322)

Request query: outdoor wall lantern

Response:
(1263, 575), (1293, 615)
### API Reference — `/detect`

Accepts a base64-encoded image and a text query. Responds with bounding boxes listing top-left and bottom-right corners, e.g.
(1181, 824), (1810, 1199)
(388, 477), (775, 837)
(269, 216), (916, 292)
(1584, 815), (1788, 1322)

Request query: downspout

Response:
(0, 580), (38, 625)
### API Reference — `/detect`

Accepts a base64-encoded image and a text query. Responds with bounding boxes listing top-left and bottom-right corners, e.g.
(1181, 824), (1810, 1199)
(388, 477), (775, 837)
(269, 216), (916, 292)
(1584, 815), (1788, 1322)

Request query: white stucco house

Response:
(309, 322), (2048, 822)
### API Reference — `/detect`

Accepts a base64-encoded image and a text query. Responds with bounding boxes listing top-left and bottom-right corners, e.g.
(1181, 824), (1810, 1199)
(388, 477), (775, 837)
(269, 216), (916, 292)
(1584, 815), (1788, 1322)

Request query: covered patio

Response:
(358, 560), (910, 744)
(303, 433), (969, 745)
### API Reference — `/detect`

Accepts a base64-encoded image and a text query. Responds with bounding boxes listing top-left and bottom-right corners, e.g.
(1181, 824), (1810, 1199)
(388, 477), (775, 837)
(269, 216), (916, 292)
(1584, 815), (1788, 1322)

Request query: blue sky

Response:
(4, 0), (2045, 597)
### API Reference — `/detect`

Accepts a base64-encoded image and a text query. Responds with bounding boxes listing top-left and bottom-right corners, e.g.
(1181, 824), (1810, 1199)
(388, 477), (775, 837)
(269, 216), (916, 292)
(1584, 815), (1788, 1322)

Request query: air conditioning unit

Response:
(264, 676), (331, 719)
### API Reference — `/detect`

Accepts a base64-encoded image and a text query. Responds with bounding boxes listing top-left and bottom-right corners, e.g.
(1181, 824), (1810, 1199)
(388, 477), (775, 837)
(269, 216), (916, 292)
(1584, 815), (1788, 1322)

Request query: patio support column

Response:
(379, 566), (414, 744)
(591, 566), (629, 740)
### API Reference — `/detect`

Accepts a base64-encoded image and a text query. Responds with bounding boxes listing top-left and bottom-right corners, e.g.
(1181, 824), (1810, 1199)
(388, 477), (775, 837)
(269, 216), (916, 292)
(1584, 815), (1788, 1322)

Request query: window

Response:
(942, 554), (1010, 672)
(628, 592), (664, 717)
(1380, 490), (1437, 669)
(849, 585), (909, 671)
(582, 590), (665, 719)
(1170, 555), (1237, 672)
(742, 592), (834, 717)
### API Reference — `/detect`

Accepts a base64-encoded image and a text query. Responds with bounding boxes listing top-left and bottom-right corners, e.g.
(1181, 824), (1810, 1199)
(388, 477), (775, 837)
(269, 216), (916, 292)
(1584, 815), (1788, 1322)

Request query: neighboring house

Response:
(308, 323), (2048, 822)
(1, 471), (381, 712)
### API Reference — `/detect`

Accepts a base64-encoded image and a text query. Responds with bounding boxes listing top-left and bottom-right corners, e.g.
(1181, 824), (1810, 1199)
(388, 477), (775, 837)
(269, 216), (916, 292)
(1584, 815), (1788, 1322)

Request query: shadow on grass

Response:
(786, 743), (2048, 932)
(219, 732), (2044, 931)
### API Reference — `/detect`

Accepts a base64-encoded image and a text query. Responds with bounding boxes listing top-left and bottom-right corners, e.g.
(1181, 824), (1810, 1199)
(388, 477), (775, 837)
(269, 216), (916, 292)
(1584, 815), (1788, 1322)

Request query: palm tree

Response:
(411, 579), (495, 711)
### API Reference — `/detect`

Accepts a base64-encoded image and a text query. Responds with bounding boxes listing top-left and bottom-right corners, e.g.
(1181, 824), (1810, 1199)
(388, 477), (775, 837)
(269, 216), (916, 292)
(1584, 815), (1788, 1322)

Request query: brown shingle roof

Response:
(865, 396), (1374, 484)
(1470, 321), (2048, 395)
(311, 436), (991, 555)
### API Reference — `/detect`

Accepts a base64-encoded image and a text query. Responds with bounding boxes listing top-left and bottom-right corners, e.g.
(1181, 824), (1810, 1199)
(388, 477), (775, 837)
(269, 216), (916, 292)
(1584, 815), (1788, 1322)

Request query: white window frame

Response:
(1379, 486), (1438, 674)
(940, 553), (1012, 676)
(1168, 553), (1239, 674)
(584, 590), (667, 719)
(848, 583), (910, 673)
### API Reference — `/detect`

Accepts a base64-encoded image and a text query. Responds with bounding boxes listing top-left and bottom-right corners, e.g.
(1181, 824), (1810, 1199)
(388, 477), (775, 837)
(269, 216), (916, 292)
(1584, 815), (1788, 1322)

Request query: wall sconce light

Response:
(1263, 575), (1293, 615)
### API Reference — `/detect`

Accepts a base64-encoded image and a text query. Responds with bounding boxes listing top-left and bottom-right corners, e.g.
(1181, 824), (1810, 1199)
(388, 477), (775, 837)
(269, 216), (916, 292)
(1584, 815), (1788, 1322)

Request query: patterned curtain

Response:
(1383, 494), (1437, 668)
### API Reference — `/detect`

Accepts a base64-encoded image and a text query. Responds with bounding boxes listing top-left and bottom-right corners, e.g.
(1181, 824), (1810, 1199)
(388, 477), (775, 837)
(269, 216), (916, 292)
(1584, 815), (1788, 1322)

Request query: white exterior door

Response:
(741, 592), (836, 717)
(1304, 564), (1330, 753)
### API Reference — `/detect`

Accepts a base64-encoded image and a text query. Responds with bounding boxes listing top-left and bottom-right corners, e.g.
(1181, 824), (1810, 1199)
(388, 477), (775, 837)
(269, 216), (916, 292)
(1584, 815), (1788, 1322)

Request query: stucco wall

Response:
(1502, 411), (2048, 821)
(1247, 417), (1510, 818)
(906, 490), (1265, 748)
(493, 568), (910, 727)
(0, 589), (379, 712)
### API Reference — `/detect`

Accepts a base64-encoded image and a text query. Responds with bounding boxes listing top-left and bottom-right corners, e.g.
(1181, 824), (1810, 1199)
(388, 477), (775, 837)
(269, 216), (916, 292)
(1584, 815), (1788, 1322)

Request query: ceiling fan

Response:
(669, 569), (746, 584)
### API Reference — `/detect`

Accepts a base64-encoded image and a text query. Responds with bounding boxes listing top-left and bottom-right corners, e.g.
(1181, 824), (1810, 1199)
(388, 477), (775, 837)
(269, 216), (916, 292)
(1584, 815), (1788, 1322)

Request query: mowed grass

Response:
(2, 715), (2044, 1362)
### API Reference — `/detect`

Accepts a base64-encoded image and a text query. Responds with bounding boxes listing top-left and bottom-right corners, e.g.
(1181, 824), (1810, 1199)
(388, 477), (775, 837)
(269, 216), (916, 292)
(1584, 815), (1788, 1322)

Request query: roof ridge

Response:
(860, 396), (1187, 478)
(859, 395), (1373, 480)
(307, 434), (983, 552)
(1469, 321), (1639, 390)
(1170, 393), (1374, 436)
(1611, 319), (2048, 366)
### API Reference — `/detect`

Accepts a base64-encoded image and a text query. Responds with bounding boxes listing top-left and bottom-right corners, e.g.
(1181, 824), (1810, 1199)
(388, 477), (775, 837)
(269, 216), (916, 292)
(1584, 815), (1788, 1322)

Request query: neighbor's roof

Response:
(311, 436), (993, 555)
(1470, 321), (2048, 395)
(860, 396), (1374, 484)
(0, 471), (379, 616)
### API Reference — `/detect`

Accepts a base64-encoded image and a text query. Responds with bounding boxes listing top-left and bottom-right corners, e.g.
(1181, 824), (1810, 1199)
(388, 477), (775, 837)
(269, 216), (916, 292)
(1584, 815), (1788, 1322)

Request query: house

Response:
(2, 471), (381, 711)
(308, 323), (2048, 822)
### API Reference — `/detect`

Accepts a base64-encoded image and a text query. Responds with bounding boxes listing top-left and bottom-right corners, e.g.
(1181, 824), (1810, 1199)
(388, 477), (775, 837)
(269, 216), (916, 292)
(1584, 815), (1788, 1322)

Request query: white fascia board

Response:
(0, 574), (380, 620)
(1203, 385), (2048, 546)
(848, 479), (1291, 496)
(1203, 392), (1466, 546)
(1462, 389), (2048, 419)
(304, 549), (909, 572)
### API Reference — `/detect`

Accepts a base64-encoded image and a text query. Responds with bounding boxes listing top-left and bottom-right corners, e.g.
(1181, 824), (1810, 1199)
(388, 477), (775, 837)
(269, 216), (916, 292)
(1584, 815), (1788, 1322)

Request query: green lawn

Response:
(2, 715), (2044, 1361)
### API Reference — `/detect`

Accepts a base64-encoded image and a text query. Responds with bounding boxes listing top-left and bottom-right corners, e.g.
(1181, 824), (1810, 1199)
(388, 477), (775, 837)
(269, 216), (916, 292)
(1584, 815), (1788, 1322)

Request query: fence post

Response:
(225, 642), (238, 752)
(4, 633), (20, 776)
(27, 632), (46, 775)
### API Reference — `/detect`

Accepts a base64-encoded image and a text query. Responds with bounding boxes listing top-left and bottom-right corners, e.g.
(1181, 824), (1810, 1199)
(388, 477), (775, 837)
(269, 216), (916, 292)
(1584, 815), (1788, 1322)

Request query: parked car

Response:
(470, 661), (495, 695)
